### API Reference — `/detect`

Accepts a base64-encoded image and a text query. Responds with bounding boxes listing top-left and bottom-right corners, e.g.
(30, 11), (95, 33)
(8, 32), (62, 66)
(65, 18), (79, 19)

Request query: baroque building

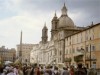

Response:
(30, 3), (84, 64)
(30, 3), (100, 69)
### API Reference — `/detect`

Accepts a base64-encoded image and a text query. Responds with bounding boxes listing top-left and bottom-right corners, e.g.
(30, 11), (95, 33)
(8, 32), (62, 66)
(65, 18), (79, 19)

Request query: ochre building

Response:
(65, 23), (100, 69)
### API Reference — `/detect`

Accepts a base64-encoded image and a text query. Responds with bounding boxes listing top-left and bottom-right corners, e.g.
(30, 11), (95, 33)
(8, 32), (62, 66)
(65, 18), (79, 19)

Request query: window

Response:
(90, 37), (91, 40)
(65, 49), (68, 54)
(76, 47), (79, 52)
(72, 48), (75, 53)
(86, 46), (88, 52)
(70, 48), (71, 54)
(68, 49), (70, 54)
(86, 31), (88, 41)
(51, 51), (52, 56)
(92, 62), (96, 69)
(70, 37), (71, 45)
(92, 35), (94, 40)
(89, 45), (91, 52)
(54, 49), (57, 55)
(81, 33), (82, 42)
(60, 58), (61, 61)
(92, 45), (95, 51)
(60, 51), (62, 55)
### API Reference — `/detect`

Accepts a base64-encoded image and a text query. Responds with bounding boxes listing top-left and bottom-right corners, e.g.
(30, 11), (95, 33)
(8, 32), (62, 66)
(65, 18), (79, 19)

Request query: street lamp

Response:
(90, 45), (91, 68)
(80, 48), (86, 65)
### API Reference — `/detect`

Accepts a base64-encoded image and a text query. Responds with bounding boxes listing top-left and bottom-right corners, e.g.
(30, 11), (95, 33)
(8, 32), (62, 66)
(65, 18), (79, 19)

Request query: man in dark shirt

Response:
(75, 63), (87, 75)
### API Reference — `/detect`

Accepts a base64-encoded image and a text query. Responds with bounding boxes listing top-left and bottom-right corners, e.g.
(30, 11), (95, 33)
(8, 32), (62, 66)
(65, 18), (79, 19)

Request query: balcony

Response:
(74, 55), (83, 62)
(74, 48), (84, 57)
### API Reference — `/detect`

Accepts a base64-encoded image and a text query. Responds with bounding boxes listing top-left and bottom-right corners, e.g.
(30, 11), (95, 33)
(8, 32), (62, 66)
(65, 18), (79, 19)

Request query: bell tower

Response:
(51, 12), (58, 40)
(41, 23), (48, 44)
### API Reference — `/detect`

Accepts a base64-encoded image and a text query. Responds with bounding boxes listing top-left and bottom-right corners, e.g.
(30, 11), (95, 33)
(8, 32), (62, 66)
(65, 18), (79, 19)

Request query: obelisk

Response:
(19, 31), (22, 63)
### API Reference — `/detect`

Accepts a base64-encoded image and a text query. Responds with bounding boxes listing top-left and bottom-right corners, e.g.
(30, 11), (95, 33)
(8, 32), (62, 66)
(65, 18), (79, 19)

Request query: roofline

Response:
(65, 23), (100, 38)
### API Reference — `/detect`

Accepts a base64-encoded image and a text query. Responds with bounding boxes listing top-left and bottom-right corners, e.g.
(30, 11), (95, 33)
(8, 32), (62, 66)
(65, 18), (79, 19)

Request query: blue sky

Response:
(0, 0), (100, 49)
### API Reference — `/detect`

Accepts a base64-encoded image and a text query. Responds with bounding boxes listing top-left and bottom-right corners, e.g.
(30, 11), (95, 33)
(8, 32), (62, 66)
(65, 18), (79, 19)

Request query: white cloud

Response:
(0, 0), (99, 48)
(0, 0), (20, 11)
(0, 8), (52, 48)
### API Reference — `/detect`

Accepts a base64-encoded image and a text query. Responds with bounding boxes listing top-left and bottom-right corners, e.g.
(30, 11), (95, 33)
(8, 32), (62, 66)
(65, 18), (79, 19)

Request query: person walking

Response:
(34, 67), (41, 75)
(30, 66), (34, 75)
(61, 67), (69, 75)
(74, 63), (86, 75)
(44, 66), (52, 75)
(52, 66), (60, 75)
(69, 66), (74, 75)
(27, 66), (32, 75)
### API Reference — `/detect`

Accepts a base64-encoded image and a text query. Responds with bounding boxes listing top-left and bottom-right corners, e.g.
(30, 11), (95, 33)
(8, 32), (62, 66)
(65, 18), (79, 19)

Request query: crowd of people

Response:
(0, 63), (97, 75)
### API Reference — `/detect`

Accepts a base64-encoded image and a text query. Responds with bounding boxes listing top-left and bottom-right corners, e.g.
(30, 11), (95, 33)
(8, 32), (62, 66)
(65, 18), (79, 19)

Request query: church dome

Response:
(58, 3), (74, 28)
(58, 16), (74, 28)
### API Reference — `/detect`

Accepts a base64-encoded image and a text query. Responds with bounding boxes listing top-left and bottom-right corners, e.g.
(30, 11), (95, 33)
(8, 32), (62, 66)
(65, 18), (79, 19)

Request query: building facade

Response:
(30, 3), (100, 69)
(65, 23), (100, 69)
(30, 3), (84, 65)
(30, 41), (55, 65)
(0, 46), (16, 63)
(17, 44), (34, 64)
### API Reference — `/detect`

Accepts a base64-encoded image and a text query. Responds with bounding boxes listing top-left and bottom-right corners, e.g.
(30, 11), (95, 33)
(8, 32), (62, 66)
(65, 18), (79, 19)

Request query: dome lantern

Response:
(58, 3), (75, 28)
(61, 3), (68, 16)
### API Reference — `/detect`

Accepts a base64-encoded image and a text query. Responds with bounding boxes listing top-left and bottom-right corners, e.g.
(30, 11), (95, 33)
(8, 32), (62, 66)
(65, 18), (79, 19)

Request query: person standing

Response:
(88, 68), (97, 75)
(18, 66), (23, 75)
(1, 69), (7, 75)
(7, 68), (16, 75)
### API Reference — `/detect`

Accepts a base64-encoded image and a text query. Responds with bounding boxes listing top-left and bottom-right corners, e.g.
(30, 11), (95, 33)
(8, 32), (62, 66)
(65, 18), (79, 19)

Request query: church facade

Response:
(30, 3), (100, 69)
(30, 3), (83, 65)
